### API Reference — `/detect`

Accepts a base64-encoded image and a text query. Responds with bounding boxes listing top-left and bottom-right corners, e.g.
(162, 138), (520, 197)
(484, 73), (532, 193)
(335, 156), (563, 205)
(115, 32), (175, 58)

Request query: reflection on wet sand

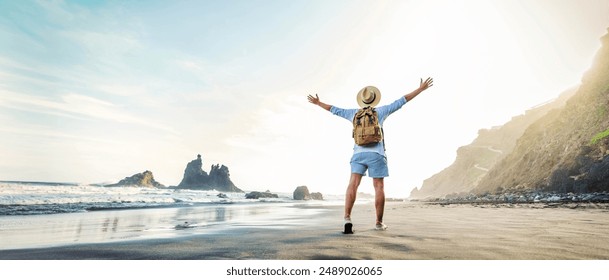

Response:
(0, 203), (323, 250)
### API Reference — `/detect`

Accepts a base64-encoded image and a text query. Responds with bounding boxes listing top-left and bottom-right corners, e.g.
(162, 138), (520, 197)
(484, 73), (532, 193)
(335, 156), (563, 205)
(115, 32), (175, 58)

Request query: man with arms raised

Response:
(307, 77), (433, 234)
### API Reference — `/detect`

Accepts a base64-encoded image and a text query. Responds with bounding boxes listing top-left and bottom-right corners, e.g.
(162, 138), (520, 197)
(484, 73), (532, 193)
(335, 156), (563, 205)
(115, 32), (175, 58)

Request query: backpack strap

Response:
(381, 127), (386, 151)
(354, 107), (370, 125)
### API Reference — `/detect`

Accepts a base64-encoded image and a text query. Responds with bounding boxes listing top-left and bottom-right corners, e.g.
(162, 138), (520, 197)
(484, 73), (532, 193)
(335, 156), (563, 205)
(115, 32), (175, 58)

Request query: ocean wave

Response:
(0, 182), (303, 215)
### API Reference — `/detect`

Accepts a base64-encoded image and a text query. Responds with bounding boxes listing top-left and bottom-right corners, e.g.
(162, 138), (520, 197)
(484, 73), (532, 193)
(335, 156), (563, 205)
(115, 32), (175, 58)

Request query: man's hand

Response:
(307, 93), (331, 111)
(419, 77), (434, 91)
(405, 77), (434, 102)
(307, 94), (321, 105)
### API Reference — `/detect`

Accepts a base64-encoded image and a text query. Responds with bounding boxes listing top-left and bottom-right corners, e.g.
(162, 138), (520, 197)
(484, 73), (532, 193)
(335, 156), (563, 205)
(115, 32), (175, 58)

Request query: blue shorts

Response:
(350, 152), (389, 178)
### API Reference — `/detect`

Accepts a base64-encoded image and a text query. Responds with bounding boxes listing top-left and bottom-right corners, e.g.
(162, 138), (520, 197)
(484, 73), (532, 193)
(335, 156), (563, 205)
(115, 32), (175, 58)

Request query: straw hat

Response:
(357, 86), (381, 108)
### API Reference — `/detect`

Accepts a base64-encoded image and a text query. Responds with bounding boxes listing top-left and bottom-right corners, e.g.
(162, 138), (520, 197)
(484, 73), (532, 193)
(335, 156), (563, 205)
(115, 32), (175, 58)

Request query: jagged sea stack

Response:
(176, 154), (243, 192)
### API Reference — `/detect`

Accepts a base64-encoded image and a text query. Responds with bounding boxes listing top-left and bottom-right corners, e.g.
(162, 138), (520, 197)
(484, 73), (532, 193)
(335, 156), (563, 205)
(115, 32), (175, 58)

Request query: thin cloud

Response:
(0, 125), (122, 145)
(0, 89), (177, 134)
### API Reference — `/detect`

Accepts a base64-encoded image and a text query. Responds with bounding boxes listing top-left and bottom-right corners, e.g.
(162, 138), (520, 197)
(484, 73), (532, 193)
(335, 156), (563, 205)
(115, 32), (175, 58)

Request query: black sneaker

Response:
(343, 218), (354, 234)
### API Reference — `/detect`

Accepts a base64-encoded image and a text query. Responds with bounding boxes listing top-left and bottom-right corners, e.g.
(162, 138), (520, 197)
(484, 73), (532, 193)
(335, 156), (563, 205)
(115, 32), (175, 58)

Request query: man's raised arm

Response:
(404, 77), (434, 102)
(307, 94), (332, 111)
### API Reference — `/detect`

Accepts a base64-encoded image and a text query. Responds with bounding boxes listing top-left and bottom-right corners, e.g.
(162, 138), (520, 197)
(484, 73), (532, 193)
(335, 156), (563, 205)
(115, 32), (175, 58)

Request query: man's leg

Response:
(344, 173), (363, 220)
(372, 177), (385, 226)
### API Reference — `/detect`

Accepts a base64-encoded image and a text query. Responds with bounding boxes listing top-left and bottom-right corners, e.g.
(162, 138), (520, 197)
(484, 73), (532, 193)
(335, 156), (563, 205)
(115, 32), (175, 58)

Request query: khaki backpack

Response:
(352, 106), (383, 146)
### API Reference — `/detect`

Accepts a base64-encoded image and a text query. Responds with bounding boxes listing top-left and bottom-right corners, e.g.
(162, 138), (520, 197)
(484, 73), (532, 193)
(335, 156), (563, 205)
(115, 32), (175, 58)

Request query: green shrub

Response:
(591, 128), (609, 144)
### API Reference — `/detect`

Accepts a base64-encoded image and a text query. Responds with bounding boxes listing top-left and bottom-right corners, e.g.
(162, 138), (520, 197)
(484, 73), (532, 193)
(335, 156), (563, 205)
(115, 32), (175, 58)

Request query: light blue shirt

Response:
(330, 96), (407, 156)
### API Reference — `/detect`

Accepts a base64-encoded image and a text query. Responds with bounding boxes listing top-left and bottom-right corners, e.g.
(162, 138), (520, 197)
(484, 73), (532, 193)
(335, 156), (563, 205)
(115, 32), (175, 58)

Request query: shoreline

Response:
(412, 191), (609, 205)
(2, 201), (609, 260)
(426, 201), (609, 210)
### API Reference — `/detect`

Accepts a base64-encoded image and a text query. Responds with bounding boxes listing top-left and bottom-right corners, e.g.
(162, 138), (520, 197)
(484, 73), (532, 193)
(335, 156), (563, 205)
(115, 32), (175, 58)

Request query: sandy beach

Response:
(1, 201), (609, 260)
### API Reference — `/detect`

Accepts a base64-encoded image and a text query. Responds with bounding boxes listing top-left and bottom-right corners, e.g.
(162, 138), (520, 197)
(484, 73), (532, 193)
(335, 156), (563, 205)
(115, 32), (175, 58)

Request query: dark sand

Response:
(2, 201), (609, 260)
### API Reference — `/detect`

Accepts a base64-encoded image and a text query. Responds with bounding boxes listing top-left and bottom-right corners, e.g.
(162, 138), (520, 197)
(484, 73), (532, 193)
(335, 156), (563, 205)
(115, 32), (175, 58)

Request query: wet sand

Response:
(1, 201), (609, 260)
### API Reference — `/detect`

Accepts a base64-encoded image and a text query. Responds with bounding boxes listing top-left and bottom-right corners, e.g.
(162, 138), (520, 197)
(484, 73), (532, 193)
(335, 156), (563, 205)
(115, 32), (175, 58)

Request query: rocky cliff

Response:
(412, 28), (609, 199)
(176, 154), (242, 192)
(474, 29), (609, 195)
(107, 170), (165, 188)
(410, 89), (574, 199)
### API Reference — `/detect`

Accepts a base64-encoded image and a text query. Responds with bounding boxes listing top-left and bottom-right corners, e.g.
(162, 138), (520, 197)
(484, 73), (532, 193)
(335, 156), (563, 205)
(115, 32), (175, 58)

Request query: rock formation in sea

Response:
(175, 154), (243, 192)
(245, 190), (279, 199)
(293, 186), (311, 200)
(412, 28), (609, 199)
(293, 186), (323, 200)
(107, 170), (165, 188)
(310, 192), (324, 200)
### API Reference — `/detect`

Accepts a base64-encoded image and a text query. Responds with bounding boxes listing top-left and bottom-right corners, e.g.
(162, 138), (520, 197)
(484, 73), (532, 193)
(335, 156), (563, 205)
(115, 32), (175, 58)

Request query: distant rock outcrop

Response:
(310, 192), (324, 200)
(246, 191), (279, 199)
(293, 186), (311, 200)
(293, 186), (323, 200)
(107, 170), (164, 188)
(175, 154), (243, 192)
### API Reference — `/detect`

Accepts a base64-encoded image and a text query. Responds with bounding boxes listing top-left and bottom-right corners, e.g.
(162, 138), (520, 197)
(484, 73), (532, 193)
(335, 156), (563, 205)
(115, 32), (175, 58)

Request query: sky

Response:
(1, 0), (608, 198)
